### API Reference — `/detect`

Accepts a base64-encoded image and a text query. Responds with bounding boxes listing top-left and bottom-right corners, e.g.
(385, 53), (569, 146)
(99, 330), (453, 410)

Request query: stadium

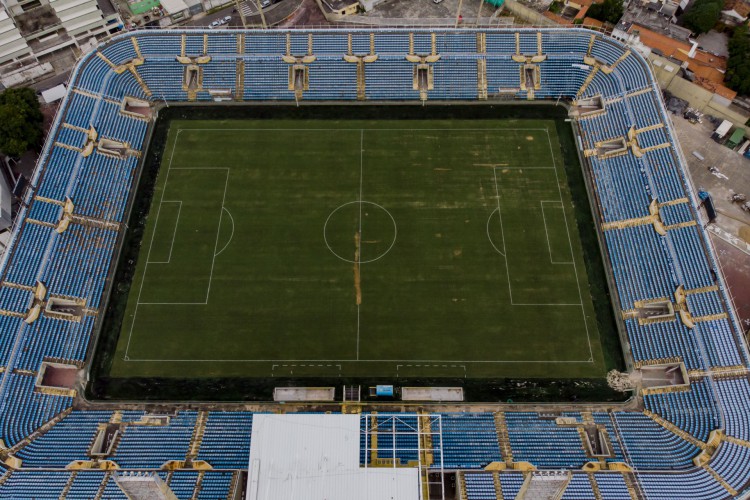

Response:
(0, 26), (747, 499)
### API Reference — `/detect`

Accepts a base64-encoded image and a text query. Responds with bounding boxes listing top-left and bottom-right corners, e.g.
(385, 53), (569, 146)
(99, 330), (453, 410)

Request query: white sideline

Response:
(125, 126), (597, 366)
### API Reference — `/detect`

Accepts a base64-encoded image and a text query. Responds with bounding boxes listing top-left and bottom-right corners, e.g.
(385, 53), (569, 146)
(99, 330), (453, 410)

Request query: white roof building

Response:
(246, 414), (420, 500)
(0, 8), (31, 65)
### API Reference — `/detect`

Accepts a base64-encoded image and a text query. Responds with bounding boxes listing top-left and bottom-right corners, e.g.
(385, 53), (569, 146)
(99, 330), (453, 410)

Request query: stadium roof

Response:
(246, 414), (420, 500)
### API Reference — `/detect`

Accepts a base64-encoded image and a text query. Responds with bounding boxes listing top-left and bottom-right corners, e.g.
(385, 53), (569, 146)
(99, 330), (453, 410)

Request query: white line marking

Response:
(147, 200), (182, 264)
(125, 126), (597, 366)
(136, 302), (207, 305)
(540, 200), (574, 265)
(125, 358), (596, 363)
(214, 207), (235, 258)
(546, 128), (595, 362)
(173, 127), (552, 132)
(124, 128), (182, 359)
(492, 168), (513, 303)
(204, 170), (231, 304)
(126, 130), (229, 357)
(323, 201), (397, 264)
(486, 208), (505, 257)
(357, 129), (363, 361)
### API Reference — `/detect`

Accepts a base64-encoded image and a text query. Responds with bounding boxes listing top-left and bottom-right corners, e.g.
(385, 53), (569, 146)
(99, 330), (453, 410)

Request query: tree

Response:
(586, 0), (624, 25)
(680, 0), (723, 34)
(726, 25), (750, 96)
(0, 87), (44, 158)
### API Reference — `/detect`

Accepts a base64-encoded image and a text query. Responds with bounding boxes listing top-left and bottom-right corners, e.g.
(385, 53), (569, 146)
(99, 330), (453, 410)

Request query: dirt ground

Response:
(670, 112), (750, 241)
(278, 0), (328, 27)
(711, 235), (750, 330)
(361, 0), (490, 20)
(670, 112), (750, 340)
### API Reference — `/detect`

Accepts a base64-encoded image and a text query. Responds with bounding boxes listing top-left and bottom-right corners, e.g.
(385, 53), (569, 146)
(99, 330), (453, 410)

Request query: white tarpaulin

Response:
(41, 84), (67, 104)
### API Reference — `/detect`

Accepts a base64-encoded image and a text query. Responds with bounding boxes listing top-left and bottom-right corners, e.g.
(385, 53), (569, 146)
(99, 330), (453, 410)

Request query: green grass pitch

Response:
(110, 117), (610, 379)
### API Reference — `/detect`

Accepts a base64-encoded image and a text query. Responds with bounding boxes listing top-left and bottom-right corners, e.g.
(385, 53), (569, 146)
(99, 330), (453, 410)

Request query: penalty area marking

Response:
(124, 125), (231, 359)
(486, 207), (506, 257)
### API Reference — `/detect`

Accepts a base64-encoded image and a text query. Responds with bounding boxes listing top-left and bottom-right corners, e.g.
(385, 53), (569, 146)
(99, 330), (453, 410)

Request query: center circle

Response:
(323, 201), (397, 264)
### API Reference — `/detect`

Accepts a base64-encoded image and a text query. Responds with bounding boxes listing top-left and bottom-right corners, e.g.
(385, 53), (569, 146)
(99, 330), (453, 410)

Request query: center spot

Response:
(323, 201), (397, 264)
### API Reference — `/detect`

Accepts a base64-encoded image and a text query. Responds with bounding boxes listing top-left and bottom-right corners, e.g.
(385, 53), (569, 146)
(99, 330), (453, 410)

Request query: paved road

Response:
(187, 0), (297, 28)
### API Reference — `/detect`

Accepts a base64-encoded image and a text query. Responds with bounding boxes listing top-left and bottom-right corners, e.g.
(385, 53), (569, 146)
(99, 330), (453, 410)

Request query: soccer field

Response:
(108, 115), (613, 380)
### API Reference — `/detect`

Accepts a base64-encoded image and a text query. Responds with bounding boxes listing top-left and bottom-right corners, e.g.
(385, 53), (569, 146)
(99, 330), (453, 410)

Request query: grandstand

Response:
(0, 27), (747, 499)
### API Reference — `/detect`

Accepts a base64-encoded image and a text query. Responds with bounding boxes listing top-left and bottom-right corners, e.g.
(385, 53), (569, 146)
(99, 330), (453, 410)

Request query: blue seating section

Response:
(0, 28), (748, 499)
(604, 226), (675, 309)
(16, 411), (111, 467)
(66, 471), (106, 499)
(711, 441), (750, 492)
(624, 319), (703, 370)
(168, 470), (199, 497)
(562, 474), (596, 499)
(113, 412), (197, 468)
(640, 468), (727, 499)
(372, 414), (420, 465)
(196, 411), (253, 468)
(499, 472), (525, 498)
(715, 377), (750, 441)
(643, 380), (719, 442)
(0, 470), (70, 499)
(0, 374), (72, 447)
(592, 412), (624, 462)
(464, 472), (496, 499)
(0, 316), (22, 368)
(613, 412), (700, 469)
(196, 471), (235, 499)
(505, 412), (589, 468)
(595, 473), (631, 499)
(437, 413), (501, 469)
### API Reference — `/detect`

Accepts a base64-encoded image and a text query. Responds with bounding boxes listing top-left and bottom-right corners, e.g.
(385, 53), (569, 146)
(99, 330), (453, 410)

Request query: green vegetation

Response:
(727, 25), (750, 96)
(0, 87), (43, 158)
(127, 0), (161, 15)
(586, 0), (623, 25)
(90, 105), (623, 402)
(680, 0), (722, 34)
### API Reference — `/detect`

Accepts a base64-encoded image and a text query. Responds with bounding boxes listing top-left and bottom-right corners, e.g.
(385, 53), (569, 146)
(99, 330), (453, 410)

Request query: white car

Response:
(209, 20), (220, 28)
(222, 15), (232, 23)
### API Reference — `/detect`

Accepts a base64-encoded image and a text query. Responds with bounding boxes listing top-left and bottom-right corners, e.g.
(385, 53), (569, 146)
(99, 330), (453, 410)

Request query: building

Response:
(620, 23), (736, 103)
(721, 0), (750, 24)
(0, 0), (121, 87)
(0, 8), (31, 64)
